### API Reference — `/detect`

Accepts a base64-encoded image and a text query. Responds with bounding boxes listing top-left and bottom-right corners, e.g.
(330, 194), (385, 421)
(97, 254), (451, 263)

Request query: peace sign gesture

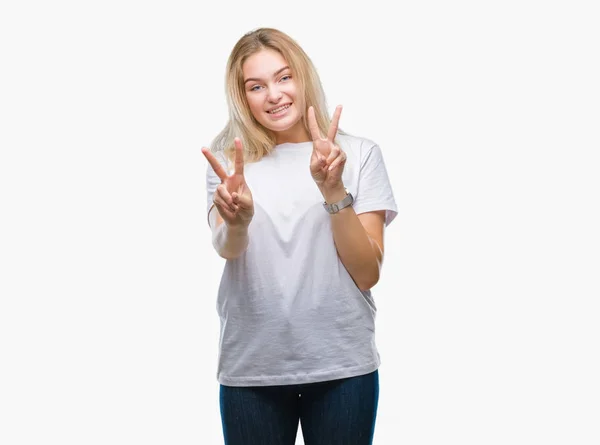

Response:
(202, 138), (254, 228)
(308, 105), (346, 189)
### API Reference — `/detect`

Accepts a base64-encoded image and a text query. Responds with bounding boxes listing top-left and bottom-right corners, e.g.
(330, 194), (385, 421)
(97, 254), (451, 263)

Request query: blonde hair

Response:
(209, 27), (345, 164)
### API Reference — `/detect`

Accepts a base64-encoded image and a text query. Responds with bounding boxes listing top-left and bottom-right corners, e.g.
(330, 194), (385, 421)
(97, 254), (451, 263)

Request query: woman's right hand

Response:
(202, 138), (254, 228)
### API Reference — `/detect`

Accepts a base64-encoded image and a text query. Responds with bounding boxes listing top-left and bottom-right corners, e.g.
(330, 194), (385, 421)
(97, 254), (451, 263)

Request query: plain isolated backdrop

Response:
(1, 1), (599, 444)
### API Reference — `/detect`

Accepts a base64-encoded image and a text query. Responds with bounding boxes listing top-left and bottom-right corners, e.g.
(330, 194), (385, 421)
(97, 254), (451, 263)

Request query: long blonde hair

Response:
(210, 27), (344, 164)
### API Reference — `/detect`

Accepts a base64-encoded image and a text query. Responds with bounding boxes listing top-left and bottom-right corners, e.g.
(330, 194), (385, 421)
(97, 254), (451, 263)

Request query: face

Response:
(242, 49), (309, 144)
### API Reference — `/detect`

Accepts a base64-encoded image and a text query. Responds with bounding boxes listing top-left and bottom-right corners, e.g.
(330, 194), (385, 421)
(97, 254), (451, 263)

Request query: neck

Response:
(274, 122), (310, 145)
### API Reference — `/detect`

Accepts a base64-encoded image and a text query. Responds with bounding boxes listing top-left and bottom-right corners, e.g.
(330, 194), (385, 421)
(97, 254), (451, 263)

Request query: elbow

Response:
(357, 281), (378, 292)
(355, 259), (383, 291)
(217, 250), (232, 260)
(356, 272), (380, 292)
(214, 243), (246, 260)
(213, 239), (249, 260)
(356, 242), (385, 291)
(217, 249), (244, 260)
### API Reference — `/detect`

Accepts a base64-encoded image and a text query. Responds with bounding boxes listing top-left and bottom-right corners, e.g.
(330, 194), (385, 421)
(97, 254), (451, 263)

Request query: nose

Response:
(267, 86), (283, 103)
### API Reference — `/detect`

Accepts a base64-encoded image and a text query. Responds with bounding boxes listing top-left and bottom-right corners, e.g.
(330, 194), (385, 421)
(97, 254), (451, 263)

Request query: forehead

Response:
(242, 49), (289, 77)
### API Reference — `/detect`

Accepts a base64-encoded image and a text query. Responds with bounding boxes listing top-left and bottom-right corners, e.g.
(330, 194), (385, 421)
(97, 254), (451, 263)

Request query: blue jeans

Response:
(219, 370), (379, 445)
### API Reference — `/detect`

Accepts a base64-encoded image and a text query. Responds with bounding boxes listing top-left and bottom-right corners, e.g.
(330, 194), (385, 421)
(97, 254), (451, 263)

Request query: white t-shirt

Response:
(205, 133), (398, 386)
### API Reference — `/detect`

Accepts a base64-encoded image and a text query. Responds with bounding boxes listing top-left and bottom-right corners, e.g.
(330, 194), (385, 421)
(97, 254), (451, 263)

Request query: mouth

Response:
(266, 103), (292, 114)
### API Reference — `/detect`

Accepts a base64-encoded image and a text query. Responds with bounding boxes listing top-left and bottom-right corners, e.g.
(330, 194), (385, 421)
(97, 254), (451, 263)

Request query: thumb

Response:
(233, 189), (253, 209)
(311, 150), (325, 165)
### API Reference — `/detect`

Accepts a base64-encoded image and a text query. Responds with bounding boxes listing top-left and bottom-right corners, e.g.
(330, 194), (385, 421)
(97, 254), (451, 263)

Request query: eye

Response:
(280, 75), (291, 82)
(250, 85), (262, 92)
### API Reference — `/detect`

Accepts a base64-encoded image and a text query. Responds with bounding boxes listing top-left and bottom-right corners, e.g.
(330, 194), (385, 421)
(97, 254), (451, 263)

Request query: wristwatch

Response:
(323, 188), (354, 214)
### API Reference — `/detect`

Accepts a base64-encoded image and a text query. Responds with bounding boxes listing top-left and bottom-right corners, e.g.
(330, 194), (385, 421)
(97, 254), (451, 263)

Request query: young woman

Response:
(202, 27), (397, 445)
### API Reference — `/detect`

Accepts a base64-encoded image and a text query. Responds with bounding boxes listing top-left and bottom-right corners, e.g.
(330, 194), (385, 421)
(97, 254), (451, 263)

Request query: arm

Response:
(208, 205), (250, 260)
(307, 105), (392, 291)
(202, 138), (254, 260)
(321, 185), (386, 291)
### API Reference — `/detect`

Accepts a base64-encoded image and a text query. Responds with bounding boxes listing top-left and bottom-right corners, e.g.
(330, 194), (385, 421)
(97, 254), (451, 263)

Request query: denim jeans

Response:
(219, 370), (379, 445)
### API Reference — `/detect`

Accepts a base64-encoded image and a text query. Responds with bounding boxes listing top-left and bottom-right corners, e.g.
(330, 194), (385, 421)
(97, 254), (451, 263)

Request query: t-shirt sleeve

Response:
(352, 143), (398, 226)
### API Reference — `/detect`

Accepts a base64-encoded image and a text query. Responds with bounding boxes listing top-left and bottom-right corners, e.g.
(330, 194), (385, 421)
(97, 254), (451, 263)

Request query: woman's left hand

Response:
(308, 105), (346, 189)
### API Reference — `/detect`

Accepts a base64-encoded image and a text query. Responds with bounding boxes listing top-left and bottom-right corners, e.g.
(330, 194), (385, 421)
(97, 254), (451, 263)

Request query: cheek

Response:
(283, 83), (297, 99)
(246, 94), (265, 117)
(289, 90), (302, 111)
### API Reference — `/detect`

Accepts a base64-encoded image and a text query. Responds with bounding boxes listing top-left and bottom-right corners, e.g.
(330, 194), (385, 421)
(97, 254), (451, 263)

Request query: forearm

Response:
(210, 208), (249, 259)
(321, 186), (383, 291)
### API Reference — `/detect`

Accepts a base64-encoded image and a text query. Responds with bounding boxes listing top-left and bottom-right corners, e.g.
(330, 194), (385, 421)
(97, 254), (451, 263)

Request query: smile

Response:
(267, 104), (291, 114)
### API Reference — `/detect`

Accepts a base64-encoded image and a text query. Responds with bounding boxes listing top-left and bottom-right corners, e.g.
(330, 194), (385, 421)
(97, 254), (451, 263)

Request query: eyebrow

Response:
(244, 66), (290, 85)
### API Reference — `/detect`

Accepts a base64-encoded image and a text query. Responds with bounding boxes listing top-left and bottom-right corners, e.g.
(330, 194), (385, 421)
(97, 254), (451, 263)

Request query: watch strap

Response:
(323, 189), (354, 214)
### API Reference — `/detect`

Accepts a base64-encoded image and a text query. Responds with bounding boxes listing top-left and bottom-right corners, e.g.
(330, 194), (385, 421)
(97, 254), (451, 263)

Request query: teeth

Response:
(268, 104), (290, 114)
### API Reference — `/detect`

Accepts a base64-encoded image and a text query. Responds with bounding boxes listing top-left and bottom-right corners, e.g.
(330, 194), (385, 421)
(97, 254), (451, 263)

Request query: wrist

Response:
(319, 183), (346, 204)
(226, 220), (250, 233)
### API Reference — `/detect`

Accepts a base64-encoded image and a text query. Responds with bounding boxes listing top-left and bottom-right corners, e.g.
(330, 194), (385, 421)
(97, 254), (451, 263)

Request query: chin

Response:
(269, 122), (297, 133)
(266, 115), (302, 133)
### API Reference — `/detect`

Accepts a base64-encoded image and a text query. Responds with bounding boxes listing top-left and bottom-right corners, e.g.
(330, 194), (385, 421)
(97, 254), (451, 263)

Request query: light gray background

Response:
(1, 1), (598, 444)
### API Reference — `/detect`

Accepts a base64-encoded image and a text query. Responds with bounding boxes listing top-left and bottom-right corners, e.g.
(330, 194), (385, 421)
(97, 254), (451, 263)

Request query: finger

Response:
(216, 184), (234, 208)
(328, 151), (347, 171)
(214, 200), (236, 220)
(202, 147), (228, 182)
(311, 150), (326, 165)
(214, 193), (236, 212)
(233, 191), (253, 209)
(234, 138), (244, 176)
(327, 105), (343, 141)
(325, 145), (341, 165)
(307, 106), (322, 141)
